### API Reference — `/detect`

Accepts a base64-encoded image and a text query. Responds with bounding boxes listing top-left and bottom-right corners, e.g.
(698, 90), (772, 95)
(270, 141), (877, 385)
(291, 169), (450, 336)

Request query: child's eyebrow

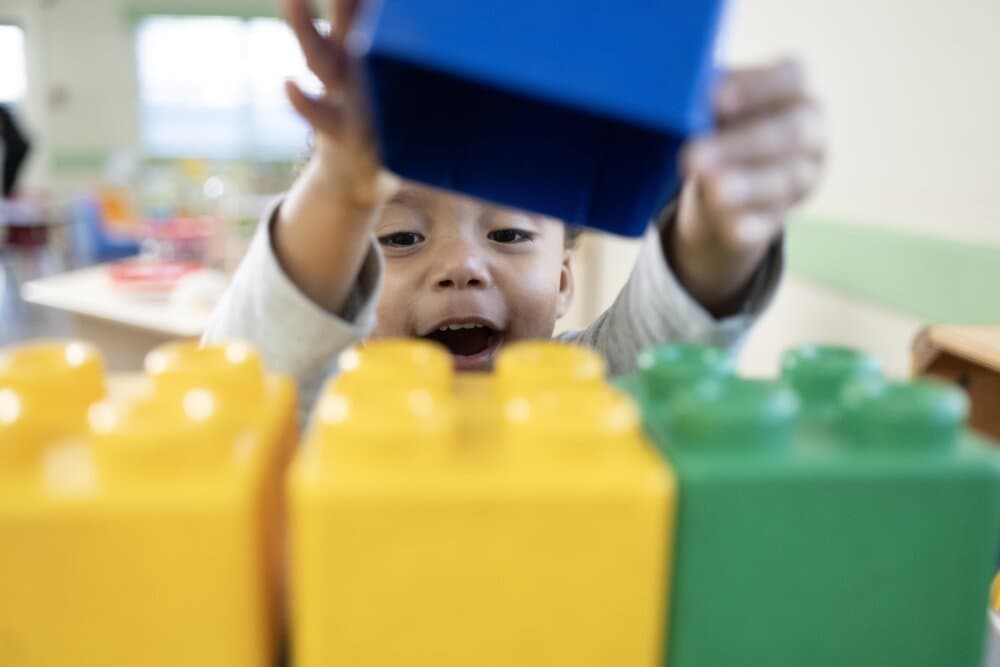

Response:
(481, 207), (539, 227)
(386, 188), (437, 211)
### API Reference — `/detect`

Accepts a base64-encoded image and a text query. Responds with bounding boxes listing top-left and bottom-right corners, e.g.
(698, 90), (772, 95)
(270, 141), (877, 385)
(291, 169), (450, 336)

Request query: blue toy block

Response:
(349, 0), (728, 237)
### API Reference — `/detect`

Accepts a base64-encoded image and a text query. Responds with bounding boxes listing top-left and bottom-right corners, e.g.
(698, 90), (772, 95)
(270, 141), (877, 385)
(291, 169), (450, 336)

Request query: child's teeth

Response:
(438, 323), (485, 331)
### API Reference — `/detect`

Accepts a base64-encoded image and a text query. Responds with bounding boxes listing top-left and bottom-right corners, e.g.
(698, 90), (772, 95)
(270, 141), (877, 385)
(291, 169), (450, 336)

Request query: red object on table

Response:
(144, 217), (214, 264)
(108, 258), (201, 297)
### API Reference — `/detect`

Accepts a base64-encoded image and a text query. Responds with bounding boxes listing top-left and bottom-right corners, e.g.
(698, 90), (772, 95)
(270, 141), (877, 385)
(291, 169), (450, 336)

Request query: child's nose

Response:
(431, 241), (491, 290)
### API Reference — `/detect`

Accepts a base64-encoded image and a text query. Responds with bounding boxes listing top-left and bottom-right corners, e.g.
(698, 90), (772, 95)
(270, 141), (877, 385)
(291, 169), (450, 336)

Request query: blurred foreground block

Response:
(619, 343), (1000, 667)
(289, 340), (674, 667)
(0, 340), (296, 667)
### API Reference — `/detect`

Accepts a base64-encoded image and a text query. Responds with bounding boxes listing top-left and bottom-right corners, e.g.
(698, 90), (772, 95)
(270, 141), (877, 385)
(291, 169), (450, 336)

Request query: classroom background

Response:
(2, 1), (1000, 665)
(0, 0), (998, 374)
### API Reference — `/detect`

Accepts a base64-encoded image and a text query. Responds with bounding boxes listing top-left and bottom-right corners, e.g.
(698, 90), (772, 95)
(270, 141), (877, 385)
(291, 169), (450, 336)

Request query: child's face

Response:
(372, 183), (574, 371)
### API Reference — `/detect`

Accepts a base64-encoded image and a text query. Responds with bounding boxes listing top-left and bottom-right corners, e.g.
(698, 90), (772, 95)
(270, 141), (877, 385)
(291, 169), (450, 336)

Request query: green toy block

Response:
(619, 344), (1000, 667)
(613, 343), (736, 419)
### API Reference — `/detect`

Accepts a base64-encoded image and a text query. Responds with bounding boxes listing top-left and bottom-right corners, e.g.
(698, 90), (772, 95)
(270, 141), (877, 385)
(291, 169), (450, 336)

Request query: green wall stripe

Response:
(123, 3), (279, 22)
(787, 216), (1000, 324)
(51, 150), (109, 172)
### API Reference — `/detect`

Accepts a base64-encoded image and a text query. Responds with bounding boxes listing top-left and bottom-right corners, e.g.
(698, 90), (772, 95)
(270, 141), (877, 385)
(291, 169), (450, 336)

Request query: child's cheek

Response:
(503, 265), (562, 340)
(373, 277), (411, 338)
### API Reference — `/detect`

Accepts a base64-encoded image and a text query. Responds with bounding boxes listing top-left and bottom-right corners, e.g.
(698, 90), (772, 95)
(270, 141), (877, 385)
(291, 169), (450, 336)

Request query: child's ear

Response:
(555, 250), (575, 318)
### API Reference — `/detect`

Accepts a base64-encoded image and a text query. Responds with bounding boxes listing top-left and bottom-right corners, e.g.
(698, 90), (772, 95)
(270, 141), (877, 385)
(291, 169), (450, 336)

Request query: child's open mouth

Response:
(421, 321), (504, 371)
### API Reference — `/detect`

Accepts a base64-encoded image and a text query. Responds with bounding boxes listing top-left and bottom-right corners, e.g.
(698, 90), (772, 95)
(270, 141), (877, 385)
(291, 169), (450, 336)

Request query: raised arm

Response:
(562, 60), (825, 373)
(204, 0), (396, 421)
(277, 0), (396, 315)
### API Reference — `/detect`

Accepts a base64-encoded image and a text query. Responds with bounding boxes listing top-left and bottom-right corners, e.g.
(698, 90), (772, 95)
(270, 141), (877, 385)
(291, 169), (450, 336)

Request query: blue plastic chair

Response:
(69, 195), (140, 264)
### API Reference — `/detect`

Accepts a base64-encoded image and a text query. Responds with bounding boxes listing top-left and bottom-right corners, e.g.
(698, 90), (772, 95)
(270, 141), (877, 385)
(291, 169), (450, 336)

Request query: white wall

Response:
(722, 0), (1000, 245)
(0, 0), (275, 191)
(39, 0), (143, 163)
(729, 0), (1000, 375)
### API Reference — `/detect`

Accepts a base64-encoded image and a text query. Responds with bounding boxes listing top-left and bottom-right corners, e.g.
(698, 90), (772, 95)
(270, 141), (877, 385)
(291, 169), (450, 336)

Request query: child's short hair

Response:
(302, 143), (585, 251)
(564, 225), (583, 249)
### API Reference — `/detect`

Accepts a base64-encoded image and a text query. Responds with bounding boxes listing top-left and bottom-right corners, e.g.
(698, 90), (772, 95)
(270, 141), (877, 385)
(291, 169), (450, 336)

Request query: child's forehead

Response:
(387, 183), (558, 226)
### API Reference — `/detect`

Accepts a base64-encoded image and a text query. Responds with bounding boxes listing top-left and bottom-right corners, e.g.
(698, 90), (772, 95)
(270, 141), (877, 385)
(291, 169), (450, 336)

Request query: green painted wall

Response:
(122, 3), (279, 22)
(787, 216), (1000, 325)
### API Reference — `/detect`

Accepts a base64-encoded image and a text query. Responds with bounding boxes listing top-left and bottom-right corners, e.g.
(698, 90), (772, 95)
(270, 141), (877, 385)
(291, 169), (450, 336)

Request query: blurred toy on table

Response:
(60, 156), (287, 310)
(67, 152), (287, 261)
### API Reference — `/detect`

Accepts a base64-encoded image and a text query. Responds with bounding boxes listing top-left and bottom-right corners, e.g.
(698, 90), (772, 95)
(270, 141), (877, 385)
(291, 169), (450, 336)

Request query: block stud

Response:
(782, 345), (882, 419)
(88, 387), (234, 479)
(0, 388), (39, 471)
(664, 377), (800, 452)
(146, 341), (266, 404)
(637, 344), (735, 401)
(315, 340), (458, 466)
(503, 386), (643, 461)
(839, 378), (968, 450)
(312, 389), (457, 467)
(336, 339), (453, 395)
(497, 341), (606, 398)
(0, 340), (106, 436)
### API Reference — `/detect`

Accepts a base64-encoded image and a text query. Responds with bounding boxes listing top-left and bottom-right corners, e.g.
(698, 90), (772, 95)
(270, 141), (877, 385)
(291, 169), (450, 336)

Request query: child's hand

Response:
(668, 59), (826, 315)
(274, 0), (397, 315)
(282, 0), (382, 207)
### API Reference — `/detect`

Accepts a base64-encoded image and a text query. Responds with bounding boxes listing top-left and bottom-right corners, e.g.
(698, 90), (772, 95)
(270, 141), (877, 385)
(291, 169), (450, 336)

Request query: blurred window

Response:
(136, 16), (321, 160)
(0, 24), (27, 104)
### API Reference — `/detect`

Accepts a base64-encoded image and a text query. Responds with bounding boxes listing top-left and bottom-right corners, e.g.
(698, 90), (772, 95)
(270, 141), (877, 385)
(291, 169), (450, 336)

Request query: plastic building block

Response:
(782, 344), (883, 422)
(618, 343), (1000, 667)
(0, 340), (296, 667)
(348, 0), (728, 237)
(0, 340), (107, 437)
(990, 576), (1000, 667)
(289, 339), (675, 667)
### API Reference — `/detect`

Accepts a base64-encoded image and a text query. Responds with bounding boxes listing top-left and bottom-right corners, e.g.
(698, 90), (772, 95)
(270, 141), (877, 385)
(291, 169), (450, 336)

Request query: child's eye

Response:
(378, 231), (425, 248)
(488, 229), (534, 244)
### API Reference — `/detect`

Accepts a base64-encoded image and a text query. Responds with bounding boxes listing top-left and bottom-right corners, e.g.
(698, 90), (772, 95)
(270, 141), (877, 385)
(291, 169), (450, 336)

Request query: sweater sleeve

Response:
(557, 211), (783, 375)
(202, 198), (383, 423)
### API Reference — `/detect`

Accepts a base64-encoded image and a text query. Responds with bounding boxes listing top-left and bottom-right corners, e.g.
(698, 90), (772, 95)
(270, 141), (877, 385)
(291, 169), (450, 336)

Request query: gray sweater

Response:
(204, 201), (783, 422)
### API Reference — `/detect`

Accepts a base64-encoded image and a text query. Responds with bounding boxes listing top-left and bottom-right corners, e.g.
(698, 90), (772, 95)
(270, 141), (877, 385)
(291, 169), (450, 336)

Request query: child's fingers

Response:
(728, 212), (785, 247)
(332, 0), (362, 42)
(283, 0), (341, 87)
(691, 178), (783, 250)
(285, 80), (346, 138)
(715, 59), (812, 122)
(685, 102), (825, 170)
(701, 158), (821, 217)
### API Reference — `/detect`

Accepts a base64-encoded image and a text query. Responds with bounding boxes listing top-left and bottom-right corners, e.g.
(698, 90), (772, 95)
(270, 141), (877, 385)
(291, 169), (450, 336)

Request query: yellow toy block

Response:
(289, 340), (676, 667)
(0, 340), (296, 667)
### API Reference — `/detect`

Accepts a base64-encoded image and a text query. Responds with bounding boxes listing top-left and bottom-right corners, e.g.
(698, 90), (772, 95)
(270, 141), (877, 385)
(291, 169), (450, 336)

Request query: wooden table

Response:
(21, 264), (212, 371)
(913, 325), (1000, 439)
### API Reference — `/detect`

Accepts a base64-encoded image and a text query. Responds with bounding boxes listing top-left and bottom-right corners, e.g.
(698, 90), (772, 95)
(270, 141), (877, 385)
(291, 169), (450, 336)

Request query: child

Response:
(204, 0), (826, 419)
